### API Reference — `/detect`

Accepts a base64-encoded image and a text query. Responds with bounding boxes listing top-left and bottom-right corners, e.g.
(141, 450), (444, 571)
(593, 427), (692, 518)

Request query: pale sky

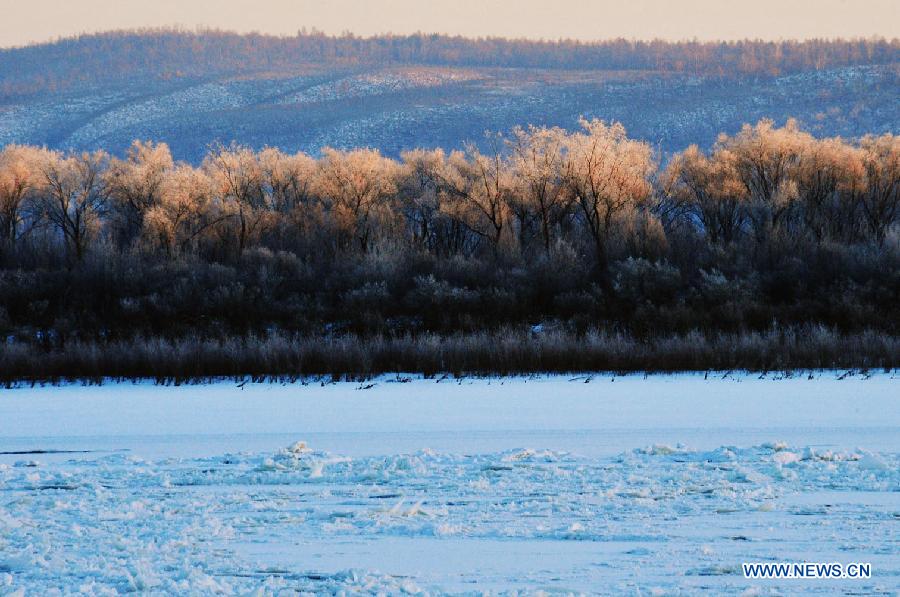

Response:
(0, 0), (897, 48)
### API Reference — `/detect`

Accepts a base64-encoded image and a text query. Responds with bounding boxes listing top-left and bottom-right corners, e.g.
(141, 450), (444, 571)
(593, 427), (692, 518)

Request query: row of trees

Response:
(1, 118), (897, 342)
(1, 119), (897, 272)
(4, 30), (897, 98)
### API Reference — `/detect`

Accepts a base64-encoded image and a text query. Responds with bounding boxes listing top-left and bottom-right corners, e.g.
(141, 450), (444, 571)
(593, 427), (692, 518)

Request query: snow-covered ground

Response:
(0, 372), (897, 594)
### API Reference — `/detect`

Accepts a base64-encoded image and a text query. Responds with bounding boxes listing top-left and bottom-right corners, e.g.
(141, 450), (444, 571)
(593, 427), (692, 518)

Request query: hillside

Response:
(0, 31), (897, 161)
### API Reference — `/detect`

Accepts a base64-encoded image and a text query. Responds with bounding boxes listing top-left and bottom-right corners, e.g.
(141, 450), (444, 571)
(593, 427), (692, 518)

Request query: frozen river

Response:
(0, 372), (897, 594)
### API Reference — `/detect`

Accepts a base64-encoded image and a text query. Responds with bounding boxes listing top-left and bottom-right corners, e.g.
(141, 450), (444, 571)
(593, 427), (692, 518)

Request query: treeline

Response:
(0, 118), (898, 351)
(2, 29), (898, 98)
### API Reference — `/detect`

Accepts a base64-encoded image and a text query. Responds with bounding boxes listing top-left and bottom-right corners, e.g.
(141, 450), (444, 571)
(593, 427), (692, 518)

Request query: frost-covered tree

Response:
(858, 134), (900, 245)
(313, 147), (398, 253)
(399, 148), (446, 250)
(203, 144), (267, 255)
(258, 148), (317, 214)
(37, 150), (110, 261)
(257, 148), (320, 250)
(399, 148), (481, 256)
(717, 119), (807, 241)
(143, 165), (215, 257)
(795, 137), (865, 243)
(105, 140), (174, 248)
(0, 145), (44, 251)
(508, 125), (570, 254)
(666, 144), (748, 244)
(0, 120), (888, 264)
(438, 140), (513, 254)
(565, 119), (654, 273)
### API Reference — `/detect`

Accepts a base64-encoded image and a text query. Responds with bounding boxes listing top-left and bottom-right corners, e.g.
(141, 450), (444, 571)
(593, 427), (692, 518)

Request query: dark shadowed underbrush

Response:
(1, 326), (896, 385)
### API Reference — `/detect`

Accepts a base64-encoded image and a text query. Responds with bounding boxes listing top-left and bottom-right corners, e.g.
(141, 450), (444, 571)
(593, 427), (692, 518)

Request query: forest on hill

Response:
(1, 30), (897, 98)
(0, 117), (897, 379)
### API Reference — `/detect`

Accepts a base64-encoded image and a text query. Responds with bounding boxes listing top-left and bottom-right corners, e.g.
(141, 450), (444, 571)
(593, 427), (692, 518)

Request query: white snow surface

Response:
(0, 372), (897, 594)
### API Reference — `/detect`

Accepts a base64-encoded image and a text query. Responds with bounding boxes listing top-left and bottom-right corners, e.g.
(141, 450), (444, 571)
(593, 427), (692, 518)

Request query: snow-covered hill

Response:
(0, 63), (896, 161)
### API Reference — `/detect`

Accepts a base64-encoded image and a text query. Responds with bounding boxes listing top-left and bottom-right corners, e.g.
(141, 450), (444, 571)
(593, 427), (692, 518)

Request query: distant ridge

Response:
(2, 29), (898, 99)
(0, 29), (896, 163)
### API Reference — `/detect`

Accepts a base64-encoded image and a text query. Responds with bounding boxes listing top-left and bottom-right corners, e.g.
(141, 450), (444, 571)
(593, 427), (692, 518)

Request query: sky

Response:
(0, 0), (897, 48)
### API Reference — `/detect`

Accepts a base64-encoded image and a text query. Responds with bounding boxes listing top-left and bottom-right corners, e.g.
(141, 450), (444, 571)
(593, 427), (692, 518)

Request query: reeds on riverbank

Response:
(1, 326), (896, 384)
